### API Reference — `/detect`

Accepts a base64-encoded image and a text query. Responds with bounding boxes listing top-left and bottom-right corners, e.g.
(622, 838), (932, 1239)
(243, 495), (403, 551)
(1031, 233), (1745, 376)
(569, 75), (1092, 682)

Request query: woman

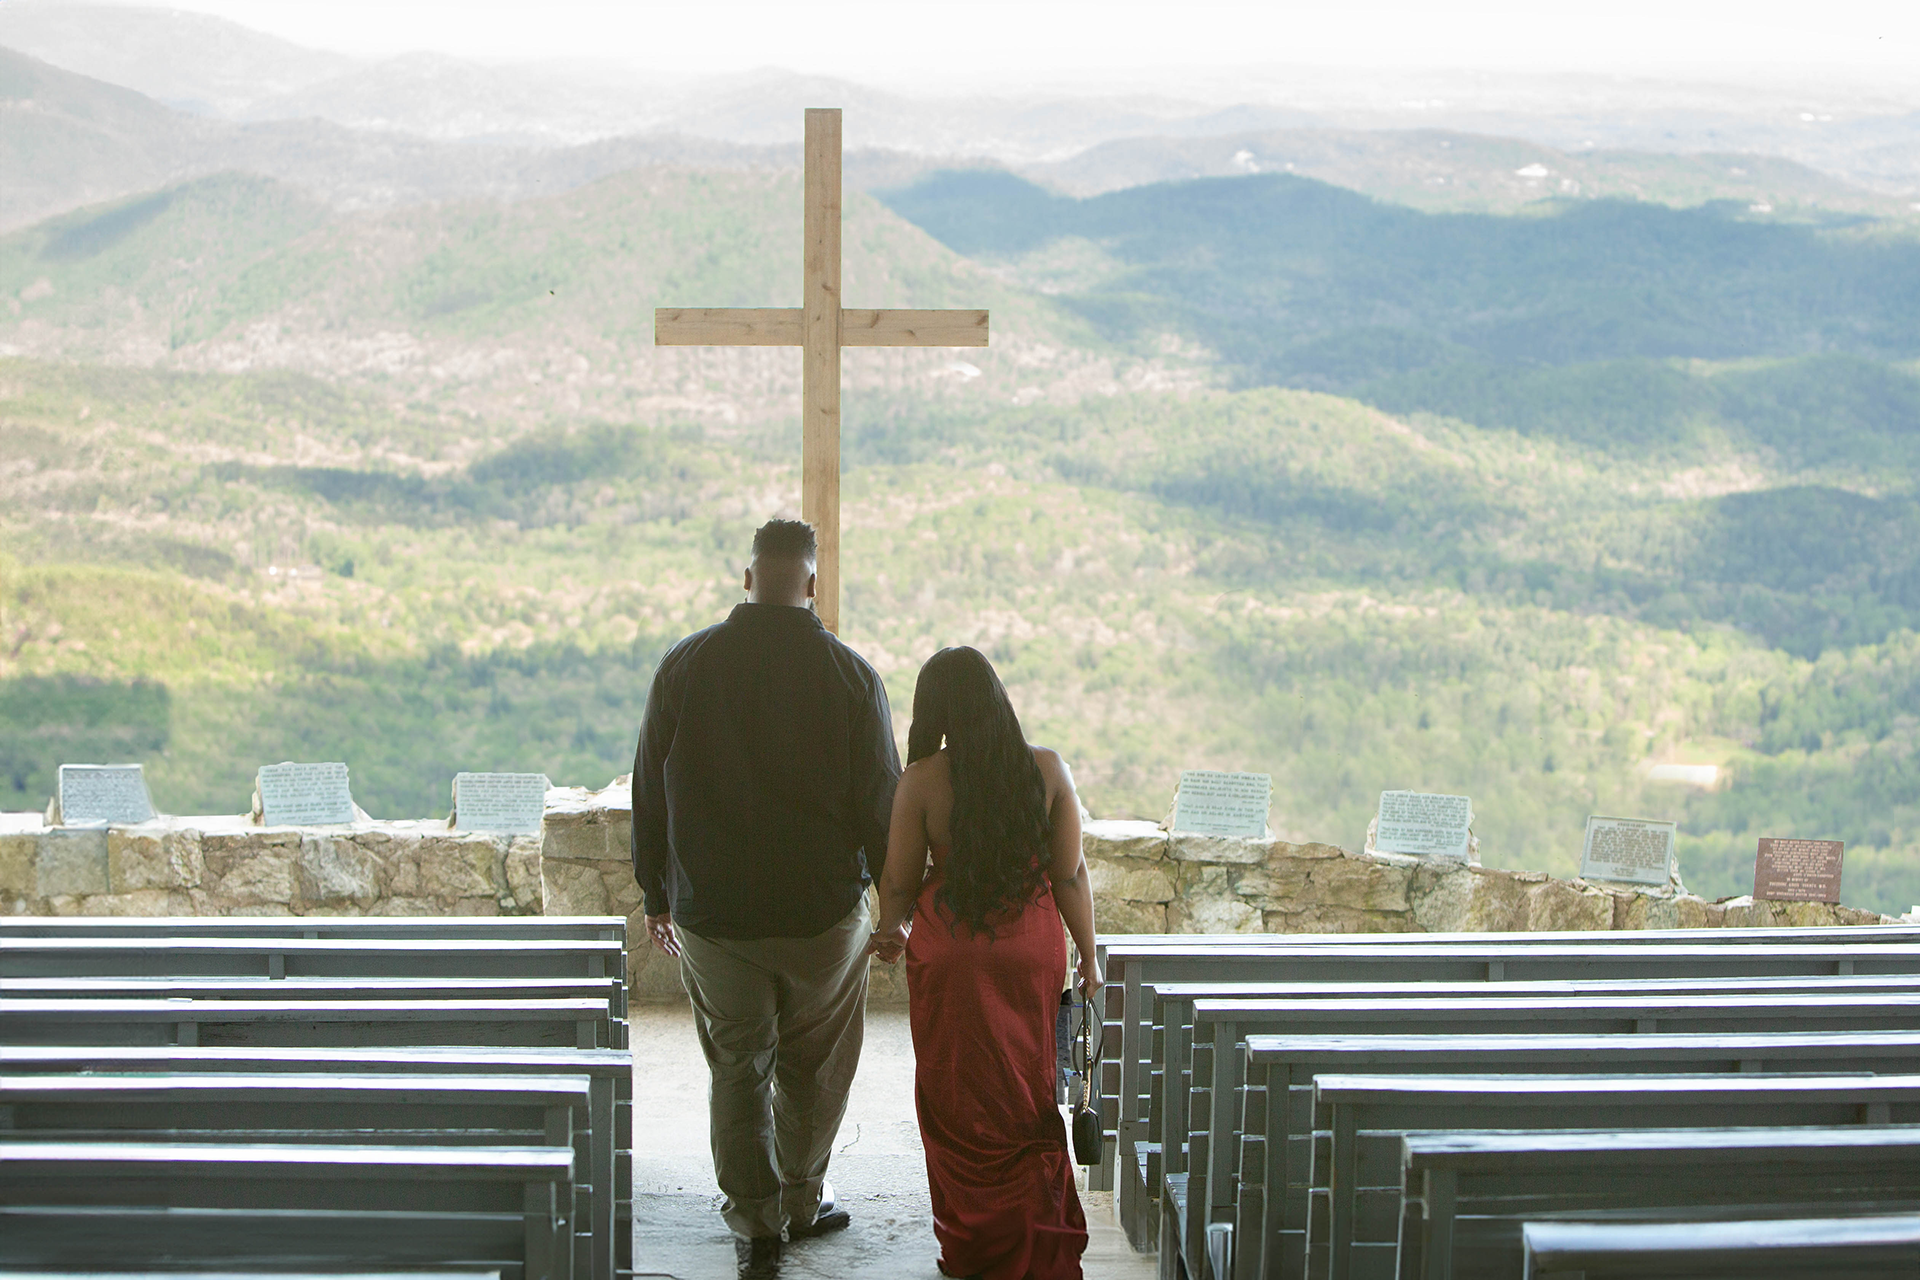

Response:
(870, 646), (1102, 1280)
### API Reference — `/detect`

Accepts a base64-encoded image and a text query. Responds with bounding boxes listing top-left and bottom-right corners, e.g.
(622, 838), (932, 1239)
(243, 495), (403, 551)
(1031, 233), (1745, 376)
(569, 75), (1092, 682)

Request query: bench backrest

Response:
(1101, 941), (1920, 1190)
(1406, 1126), (1920, 1280)
(1520, 1214), (1920, 1279)
(0, 916), (625, 940)
(1320, 1075), (1920, 1280)
(0, 997), (622, 1050)
(2, 974), (628, 1017)
(1223, 1029), (1920, 1280)
(0, 1141), (575, 1280)
(0, 937), (626, 981)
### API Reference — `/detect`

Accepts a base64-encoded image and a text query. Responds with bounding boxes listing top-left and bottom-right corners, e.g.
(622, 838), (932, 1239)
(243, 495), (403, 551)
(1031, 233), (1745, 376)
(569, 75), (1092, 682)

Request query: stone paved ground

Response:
(631, 1003), (1154, 1280)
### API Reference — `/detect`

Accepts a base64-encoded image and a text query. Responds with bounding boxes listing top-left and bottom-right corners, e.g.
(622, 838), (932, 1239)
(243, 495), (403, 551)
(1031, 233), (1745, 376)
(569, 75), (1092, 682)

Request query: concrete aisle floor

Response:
(631, 1003), (1155, 1280)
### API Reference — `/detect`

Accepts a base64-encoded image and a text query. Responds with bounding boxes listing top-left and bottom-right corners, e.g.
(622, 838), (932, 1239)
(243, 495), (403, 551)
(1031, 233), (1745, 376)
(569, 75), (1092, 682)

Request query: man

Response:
(632, 518), (901, 1280)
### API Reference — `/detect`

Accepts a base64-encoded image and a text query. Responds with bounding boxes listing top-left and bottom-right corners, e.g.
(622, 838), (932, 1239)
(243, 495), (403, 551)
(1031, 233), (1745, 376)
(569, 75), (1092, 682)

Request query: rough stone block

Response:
(1169, 895), (1262, 933)
(1240, 850), (1412, 915)
(1612, 890), (1683, 931)
(1262, 904), (1420, 934)
(79, 889), (193, 916)
(418, 838), (505, 901)
(506, 840), (544, 914)
(1169, 833), (1274, 865)
(37, 829), (109, 897)
(1722, 897), (1891, 929)
(204, 848), (297, 908)
(1528, 878), (1617, 931)
(596, 862), (642, 916)
(448, 897), (501, 916)
(1465, 869), (1613, 933)
(0, 832), (35, 895)
(1676, 895), (1728, 929)
(1408, 863), (1474, 932)
(1087, 856), (1177, 903)
(1083, 820), (1170, 862)
(295, 835), (385, 908)
(542, 818), (612, 863)
(1271, 839), (1349, 862)
(109, 829), (203, 893)
(368, 896), (444, 916)
(543, 857), (611, 916)
(1096, 898), (1169, 934)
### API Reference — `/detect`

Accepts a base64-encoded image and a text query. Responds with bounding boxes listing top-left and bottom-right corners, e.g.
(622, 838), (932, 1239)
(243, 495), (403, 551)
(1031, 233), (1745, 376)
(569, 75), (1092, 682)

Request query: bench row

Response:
(4, 914), (634, 1280)
(1088, 930), (1920, 1280)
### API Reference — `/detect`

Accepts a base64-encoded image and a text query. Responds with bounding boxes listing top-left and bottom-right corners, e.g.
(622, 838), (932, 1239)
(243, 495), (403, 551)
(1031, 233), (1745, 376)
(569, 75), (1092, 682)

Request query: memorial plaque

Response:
(1754, 837), (1845, 904)
(1169, 771), (1272, 838)
(1580, 815), (1677, 886)
(452, 772), (549, 834)
(1374, 790), (1474, 860)
(57, 764), (155, 826)
(256, 761), (355, 827)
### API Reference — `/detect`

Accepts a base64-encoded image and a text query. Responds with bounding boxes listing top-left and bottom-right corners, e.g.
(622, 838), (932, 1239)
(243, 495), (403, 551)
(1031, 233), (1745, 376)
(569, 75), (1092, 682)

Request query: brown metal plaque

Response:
(1753, 837), (1845, 904)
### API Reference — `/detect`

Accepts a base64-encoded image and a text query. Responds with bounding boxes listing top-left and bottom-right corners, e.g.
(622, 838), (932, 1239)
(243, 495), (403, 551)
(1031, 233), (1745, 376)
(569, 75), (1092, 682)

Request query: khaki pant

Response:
(677, 897), (871, 1240)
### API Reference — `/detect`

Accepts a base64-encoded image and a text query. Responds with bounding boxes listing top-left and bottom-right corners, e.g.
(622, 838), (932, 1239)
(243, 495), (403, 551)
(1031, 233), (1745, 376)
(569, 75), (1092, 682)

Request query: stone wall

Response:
(1079, 819), (1892, 935)
(1, 782), (1892, 1005)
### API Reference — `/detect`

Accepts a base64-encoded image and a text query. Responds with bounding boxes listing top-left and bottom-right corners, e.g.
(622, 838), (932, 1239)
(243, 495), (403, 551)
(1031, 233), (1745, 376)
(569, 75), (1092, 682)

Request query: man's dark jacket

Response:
(631, 602), (901, 940)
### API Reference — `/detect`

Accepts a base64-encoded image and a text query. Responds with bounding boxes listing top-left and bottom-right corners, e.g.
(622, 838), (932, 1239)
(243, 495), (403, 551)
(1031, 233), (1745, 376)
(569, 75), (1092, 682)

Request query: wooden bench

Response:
(0, 915), (625, 941)
(0, 996), (625, 1049)
(1, 974), (628, 1018)
(1240, 1030), (1920, 1280)
(1168, 993), (1920, 1279)
(0, 1274), (503, 1280)
(0, 936), (626, 981)
(1141, 967), (1920, 1236)
(0, 1043), (632, 1280)
(1520, 1213), (1920, 1279)
(1099, 939), (1920, 1195)
(1402, 1126), (1920, 1280)
(0, 1141), (575, 1279)
(0, 1072), (598, 1280)
(1320, 1073), (1920, 1280)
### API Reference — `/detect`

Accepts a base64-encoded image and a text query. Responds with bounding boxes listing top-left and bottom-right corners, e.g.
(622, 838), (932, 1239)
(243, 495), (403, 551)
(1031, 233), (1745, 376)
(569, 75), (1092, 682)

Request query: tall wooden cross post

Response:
(655, 108), (989, 633)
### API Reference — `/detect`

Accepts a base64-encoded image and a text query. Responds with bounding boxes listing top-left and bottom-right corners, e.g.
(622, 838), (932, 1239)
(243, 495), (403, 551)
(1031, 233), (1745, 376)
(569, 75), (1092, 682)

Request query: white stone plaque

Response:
(1581, 815), (1677, 886)
(1170, 771), (1272, 838)
(1374, 790), (1474, 860)
(257, 761), (355, 827)
(453, 772), (549, 834)
(57, 764), (155, 826)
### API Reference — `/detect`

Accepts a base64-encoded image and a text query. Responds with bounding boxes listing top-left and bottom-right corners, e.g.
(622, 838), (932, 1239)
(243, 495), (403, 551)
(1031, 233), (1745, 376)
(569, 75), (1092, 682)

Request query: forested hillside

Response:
(3, 157), (1919, 914)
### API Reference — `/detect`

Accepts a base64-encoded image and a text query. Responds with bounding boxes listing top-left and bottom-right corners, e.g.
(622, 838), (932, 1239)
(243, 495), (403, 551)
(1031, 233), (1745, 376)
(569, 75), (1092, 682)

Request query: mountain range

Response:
(3, 4), (1920, 914)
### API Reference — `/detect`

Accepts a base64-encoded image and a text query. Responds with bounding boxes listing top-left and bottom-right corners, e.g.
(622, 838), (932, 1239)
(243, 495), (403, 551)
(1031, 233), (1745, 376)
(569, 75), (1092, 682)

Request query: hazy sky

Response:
(106, 0), (1920, 86)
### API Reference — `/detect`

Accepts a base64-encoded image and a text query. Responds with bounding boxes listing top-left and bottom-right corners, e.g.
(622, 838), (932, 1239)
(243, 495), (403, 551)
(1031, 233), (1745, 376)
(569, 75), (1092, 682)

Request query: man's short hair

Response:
(752, 518), (817, 563)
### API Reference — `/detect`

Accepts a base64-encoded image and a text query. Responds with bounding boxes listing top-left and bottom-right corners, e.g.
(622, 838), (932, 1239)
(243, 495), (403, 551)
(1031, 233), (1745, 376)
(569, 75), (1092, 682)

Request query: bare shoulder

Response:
(901, 750), (951, 790)
(1030, 745), (1072, 787)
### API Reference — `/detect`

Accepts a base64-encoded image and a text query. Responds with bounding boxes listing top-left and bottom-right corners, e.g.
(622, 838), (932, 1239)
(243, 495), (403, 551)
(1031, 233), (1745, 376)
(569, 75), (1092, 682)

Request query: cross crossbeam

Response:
(654, 108), (990, 633)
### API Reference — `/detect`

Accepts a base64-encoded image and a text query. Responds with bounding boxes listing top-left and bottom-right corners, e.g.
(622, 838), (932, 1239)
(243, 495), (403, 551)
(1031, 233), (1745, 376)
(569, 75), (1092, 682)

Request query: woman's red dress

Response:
(906, 851), (1089, 1280)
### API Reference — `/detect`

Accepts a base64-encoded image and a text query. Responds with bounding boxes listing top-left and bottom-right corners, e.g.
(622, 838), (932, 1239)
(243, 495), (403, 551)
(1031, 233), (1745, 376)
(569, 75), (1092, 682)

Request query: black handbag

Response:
(1071, 982), (1104, 1166)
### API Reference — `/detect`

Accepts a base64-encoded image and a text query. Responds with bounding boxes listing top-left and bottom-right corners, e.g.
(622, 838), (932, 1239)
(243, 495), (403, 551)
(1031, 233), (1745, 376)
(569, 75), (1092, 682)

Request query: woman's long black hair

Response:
(907, 646), (1052, 936)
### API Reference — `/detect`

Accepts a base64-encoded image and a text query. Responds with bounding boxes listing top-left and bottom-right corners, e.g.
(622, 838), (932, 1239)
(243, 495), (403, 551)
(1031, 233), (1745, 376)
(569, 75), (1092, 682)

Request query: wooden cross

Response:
(654, 108), (989, 634)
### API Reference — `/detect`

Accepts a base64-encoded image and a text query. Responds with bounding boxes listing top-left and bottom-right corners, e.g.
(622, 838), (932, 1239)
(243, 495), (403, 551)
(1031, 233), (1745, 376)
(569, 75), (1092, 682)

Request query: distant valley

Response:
(2, 9), (1920, 914)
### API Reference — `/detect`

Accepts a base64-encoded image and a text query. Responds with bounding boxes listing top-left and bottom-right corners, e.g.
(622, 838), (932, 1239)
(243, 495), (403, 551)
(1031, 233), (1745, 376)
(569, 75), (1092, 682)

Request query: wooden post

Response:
(802, 108), (843, 634)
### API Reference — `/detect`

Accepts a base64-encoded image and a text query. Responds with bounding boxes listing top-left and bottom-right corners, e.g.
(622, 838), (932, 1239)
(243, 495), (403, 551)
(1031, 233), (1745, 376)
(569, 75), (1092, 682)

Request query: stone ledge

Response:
(1, 780), (1897, 1006)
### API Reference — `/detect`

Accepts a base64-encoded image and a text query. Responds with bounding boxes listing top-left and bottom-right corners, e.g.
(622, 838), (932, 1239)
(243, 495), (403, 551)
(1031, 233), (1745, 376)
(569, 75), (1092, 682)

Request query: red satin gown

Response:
(906, 848), (1089, 1280)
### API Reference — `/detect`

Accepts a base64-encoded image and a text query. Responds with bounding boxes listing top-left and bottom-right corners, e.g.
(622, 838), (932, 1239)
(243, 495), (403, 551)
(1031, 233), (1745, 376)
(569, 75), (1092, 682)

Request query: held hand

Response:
(645, 913), (682, 958)
(867, 921), (910, 963)
(1077, 952), (1104, 996)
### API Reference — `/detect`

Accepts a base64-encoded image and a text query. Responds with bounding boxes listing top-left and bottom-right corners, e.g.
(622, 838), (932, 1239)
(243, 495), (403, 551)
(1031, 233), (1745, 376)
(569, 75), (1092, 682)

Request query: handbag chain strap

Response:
(1078, 983), (1103, 1109)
